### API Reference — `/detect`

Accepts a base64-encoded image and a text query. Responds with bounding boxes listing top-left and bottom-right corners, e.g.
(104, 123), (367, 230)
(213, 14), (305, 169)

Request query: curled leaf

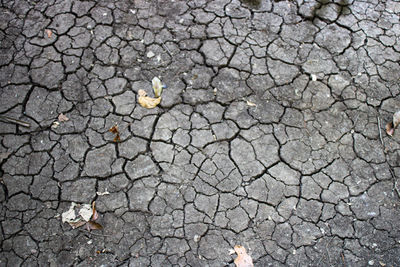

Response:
(386, 122), (394, 136)
(234, 245), (254, 267)
(138, 90), (161, 109)
(152, 77), (163, 97)
(69, 220), (86, 229)
(246, 100), (257, 107)
(386, 111), (400, 136)
(92, 201), (99, 221)
(86, 221), (103, 230)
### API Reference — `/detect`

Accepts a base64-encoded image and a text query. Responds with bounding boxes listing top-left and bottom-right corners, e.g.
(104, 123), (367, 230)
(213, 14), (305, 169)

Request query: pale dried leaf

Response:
(58, 113), (69, 122)
(79, 204), (92, 222)
(61, 202), (77, 223)
(138, 95), (161, 109)
(86, 221), (103, 230)
(234, 245), (254, 267)
(393, 110), (400, 128)
(96, 191), (110, 196)
(152, 77), (163, 97)
(45, 29), (52, 38)
(138, 89), (147, 97)
(246, 100), (257, 107)
(51, 121), (60, 129)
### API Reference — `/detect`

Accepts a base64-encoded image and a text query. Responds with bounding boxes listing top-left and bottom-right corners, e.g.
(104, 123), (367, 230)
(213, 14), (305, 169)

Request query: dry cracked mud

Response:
(1, 0), (400, 266)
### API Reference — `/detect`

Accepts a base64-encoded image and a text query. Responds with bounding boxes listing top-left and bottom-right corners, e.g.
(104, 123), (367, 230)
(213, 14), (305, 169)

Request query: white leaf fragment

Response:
(79, 204), (93, 222)
(97, 190), (110, 196)
(61, 202), (77, 223)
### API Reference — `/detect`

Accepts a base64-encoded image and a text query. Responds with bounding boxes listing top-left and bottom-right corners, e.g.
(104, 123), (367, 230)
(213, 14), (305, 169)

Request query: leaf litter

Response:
(386, 110), (400, 136)
(233, 245), (254, 267)
(61, 201), (103, 231)
(109, 125), (121, 142)
(137, 77), (165, 109)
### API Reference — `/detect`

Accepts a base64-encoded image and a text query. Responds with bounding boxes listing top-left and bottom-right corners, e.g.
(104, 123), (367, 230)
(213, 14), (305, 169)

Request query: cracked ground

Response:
(1, 0), (400, 266)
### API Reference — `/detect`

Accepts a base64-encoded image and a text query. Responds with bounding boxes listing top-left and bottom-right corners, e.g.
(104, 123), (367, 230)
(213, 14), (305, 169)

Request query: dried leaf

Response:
(68, 220), (86, 229)
(58, 113), (69, 122)
(51, 121), (60, 129)
(109, 125), (119, 134)
(96, 190), (110, 196)
(138, 90), (161, 109)
(113, 133), (121, 142)
(234, 245), (254, 267)
(62, 202), (77, 223)
(386, 110), (400, 136)
(386, 122), (394, 136)
(79, 204), (93, 222)
(86, 221), (103, 230)
(45, 29), (52, 38)
(393, 110), (400, 128)
(92, 201), (99, 221)
(152, 77), (163, 98)
(246, 100), (257, 107)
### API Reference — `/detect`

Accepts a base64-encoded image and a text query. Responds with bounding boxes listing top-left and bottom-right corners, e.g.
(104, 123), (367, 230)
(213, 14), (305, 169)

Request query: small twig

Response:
(388, 167), (400, 199)
(0, 115), (30, 127)
(162, 43), (173, 57)
(79, 229), (113, 237)
(377, 116), (384, 149)
(341, 252), (345, 266)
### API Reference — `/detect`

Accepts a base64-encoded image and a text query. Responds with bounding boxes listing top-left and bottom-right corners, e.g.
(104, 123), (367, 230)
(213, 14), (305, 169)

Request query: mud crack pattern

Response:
(1, 0), (400, 266)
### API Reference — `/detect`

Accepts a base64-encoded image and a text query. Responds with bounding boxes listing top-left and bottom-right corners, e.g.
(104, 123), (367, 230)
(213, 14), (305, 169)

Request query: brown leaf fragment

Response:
(109, 125), (119, 134)
(58, 113), (69, 122)
(386, 122), (394, 136)
(138, 89), (161, 109)
(387, 110), (400, 136)
(92, 201), (99, 221)
(113, 133), (121, 142)
(86, 221), (103, 231)
(45, 29), (52, 38)
(234, 245), (254, 267)
(68, 220), (86, 229)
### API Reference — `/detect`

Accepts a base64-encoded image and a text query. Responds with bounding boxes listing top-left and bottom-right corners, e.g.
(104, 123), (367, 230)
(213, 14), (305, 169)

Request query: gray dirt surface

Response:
(1, 0), (400, 266)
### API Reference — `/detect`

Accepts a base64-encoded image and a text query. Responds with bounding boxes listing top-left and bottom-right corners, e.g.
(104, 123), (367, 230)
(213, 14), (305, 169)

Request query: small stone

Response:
(194, 235), (200, 242)
(368, 260), (374, 265)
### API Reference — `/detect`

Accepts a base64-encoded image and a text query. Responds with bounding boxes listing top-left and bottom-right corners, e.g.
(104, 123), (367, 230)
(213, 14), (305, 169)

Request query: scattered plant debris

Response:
(152, 77), (163, 98)
(109, 125), (121, 142)
(246, 100), (257, 107)
(61, 201), (103, 231)
(233, 245), (254, 267)
(58, 113), (69, 122)
(138, 89), (161, 109)
(45, 29), (52, 38)
(386, 110), (400, 136)
(51, 121), (60, 129)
